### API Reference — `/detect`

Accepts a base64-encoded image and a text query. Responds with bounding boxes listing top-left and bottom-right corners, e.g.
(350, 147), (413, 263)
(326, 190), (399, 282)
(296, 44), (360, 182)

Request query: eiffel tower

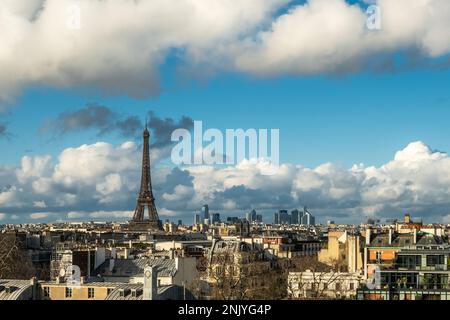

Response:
(130, 122), (162, 231)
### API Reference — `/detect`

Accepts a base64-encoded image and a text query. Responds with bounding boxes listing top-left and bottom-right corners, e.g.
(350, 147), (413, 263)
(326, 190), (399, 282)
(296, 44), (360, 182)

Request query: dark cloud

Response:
(40, 105), (194, 148)
(0, 123), (8, 137)
(113, 116), (142, 138)
(147, 111), (194, 148)
(39, 103), (140, 138)
(163, 167), (194, 189)
(0, 123), (12, 139)
(213, 185), (297, 211)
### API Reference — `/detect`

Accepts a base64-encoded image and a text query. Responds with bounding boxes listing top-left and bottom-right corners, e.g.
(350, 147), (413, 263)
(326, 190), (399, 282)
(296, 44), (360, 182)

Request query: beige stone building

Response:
(40, 280), (115, 300)
(318, 231), (363, 273)
(288, 270), (362, 300)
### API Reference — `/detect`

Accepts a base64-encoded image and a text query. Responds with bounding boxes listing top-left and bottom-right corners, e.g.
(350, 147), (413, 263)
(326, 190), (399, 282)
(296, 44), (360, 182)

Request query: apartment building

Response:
(359, 240), (450, 300)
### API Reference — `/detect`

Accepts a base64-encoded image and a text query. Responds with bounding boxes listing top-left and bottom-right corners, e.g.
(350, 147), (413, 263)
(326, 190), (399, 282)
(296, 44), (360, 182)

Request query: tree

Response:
(286, 255), (351, 300)
(199, 246), (273, 300)
(0, 233), (36, 279)
(207, 250), (249, 300)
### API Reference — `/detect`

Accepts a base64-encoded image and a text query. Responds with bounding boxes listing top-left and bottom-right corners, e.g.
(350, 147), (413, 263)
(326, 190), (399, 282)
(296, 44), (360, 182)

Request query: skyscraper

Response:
(274, 210), (290, 225)
(301, 207), (316, 226)
(251, 209), (257, 222)
(291, 209), (299, 224)
(211, 213), (221, 224)
(273, 212), (280, 225)
(194, 213), (201, 225)
(201, 205), (210, 221)
(279, 210), (291, 224)
(298, 209), (304, 224)
(246, 209), (257, 223)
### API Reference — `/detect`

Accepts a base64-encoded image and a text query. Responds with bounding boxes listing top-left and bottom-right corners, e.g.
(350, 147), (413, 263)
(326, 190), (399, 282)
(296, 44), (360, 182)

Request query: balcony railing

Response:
(396, 264), (448, 271)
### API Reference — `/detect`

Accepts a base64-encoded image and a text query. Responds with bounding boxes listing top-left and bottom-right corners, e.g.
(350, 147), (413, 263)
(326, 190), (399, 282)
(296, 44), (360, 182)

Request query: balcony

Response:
(396, 264), (448, 272)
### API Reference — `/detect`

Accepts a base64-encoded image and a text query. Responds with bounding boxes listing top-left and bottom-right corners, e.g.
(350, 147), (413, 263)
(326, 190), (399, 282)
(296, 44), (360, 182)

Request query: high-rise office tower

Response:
(201, 205), (210, 221)
(291, 209), (300, 224)
(301, 207), (316, 226)
(194, 213), (201, 225)
(251, 209), (257, 222)
(279, 210), (291, 225)
(246, 209), (257, 223)
(211, 213), (221, 224)
(273, 212), (280, 225)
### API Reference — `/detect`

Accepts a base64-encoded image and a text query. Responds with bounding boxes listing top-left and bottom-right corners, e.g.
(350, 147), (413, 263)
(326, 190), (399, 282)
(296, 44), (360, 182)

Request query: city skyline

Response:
(4, 0), (450, 307)
(2, 0), (450, 224)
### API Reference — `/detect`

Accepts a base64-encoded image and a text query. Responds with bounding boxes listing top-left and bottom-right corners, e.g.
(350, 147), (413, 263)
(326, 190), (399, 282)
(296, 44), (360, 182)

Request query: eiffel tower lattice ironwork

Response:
(131, 123), (162, 230)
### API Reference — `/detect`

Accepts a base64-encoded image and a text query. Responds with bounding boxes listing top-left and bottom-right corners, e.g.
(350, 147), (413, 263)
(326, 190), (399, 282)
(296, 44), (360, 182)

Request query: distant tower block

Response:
(130, 122), (163, 231)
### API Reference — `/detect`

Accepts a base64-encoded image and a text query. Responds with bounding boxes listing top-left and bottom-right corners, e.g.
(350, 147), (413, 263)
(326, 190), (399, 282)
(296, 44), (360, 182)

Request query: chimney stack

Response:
(109, 259), (115, 272)
(30, 277), (37, 286)
(143, 266), (158, 301)
(365, 228), (371, 246)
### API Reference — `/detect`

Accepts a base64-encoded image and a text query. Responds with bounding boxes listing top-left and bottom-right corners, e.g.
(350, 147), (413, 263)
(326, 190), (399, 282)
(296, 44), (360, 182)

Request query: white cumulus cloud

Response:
(1, 1), (450, 102)
(0, 140), (450, 222)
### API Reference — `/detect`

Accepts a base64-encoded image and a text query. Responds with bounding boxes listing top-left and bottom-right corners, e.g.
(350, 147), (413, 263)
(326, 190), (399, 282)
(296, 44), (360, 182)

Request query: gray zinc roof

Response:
(0, 280), (33, 300)
(96, 258), (177, 278)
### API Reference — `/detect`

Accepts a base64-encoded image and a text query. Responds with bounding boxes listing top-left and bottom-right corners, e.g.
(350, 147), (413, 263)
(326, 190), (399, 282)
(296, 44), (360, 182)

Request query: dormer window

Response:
(5, 286), (16, 294)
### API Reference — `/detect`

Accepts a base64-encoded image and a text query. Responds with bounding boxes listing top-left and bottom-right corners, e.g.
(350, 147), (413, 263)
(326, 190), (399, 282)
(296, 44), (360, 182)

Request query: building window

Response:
(376, 252), (382, 263)
(397, 255), (421, 269)
(426, 255), (445, 267)
(350, 283), (355, 291)
(107, 288), (113, 296)
(88, 288), (95, 299)
(43, 287), (50, 298)
(65, 287), (73, 298)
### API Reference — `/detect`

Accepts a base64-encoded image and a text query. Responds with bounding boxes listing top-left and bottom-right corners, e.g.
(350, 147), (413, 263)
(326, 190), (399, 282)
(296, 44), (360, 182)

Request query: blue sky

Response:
(3, 68), (450, 168)
(2, 0), (450, 224)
